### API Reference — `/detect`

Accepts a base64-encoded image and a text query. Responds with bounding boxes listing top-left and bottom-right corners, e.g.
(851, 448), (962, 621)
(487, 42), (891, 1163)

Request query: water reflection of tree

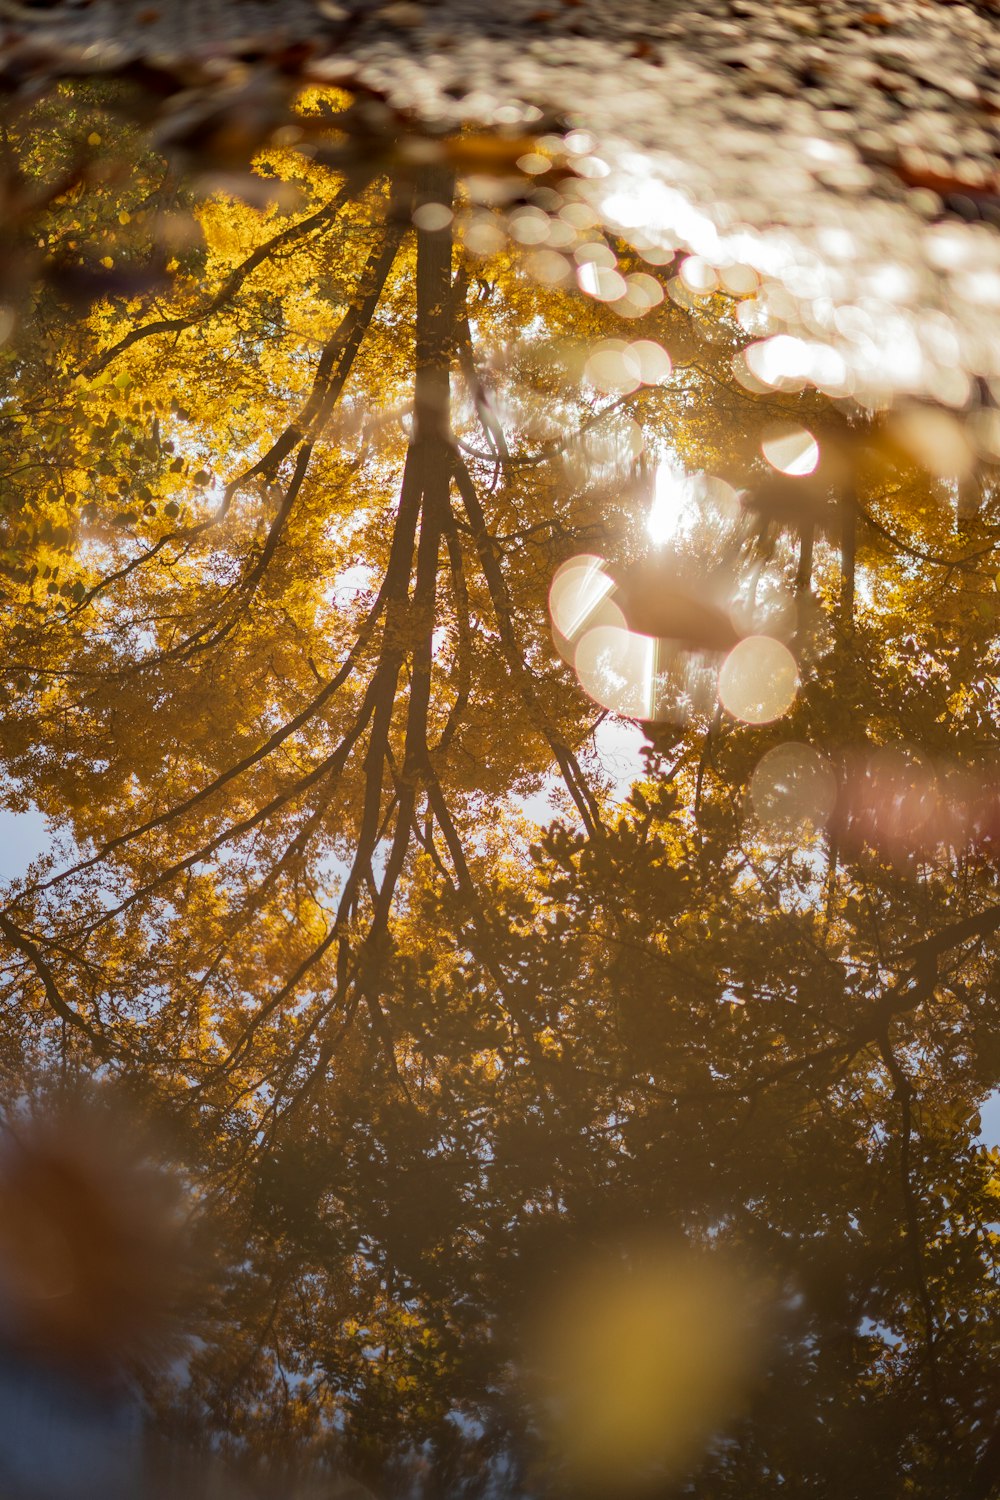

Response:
(2, 88), (1000, 1500)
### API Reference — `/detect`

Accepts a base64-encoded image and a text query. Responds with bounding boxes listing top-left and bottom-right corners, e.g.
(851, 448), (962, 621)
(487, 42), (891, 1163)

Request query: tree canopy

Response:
(2, 78), (1000, 1500)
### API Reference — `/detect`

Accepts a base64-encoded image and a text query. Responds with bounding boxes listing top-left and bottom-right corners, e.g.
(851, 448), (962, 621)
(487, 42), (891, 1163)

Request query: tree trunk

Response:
(957, 471), (982, 529)
(795, 519), (815, 594)
(839, 489), (856, 631)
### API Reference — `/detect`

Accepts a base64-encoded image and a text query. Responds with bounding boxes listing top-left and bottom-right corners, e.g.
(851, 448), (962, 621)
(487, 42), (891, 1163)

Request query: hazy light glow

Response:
(622, 272), (665, 313)
(679, 256), (719, 295)
(586, 339), (671, 395)
(761, 425), (820, 477)
(595, 148), (999, 410)
(574, 625), (656, 720)
(549, 555), (616, 640)
(750, 743), (837, 835)
(577, 261), (627, 302)
(530, 1246), (758, 1487)
(630, 339), (672, 383)
(585, 342), (641, 395)
(746, 335), (813, 386)
(648, 459), (697, 544)
(889, 405), (974, 478)
(719, 636), (798, 724)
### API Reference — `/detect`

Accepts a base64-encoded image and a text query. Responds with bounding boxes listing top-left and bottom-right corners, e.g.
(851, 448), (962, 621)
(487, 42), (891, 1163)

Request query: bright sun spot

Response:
(647, 459), (696, 544)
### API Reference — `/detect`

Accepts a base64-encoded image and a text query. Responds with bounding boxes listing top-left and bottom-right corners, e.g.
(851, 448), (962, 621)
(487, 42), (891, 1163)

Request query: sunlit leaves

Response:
(3, 78), (1000, 1500)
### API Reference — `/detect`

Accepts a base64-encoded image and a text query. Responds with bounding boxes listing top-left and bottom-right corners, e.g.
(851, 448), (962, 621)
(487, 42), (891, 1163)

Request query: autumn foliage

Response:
(0, 80), (999, 1500)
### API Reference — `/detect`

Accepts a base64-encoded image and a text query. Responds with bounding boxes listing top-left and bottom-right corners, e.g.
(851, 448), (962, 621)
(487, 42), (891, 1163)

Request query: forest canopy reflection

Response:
(2, 78), (1000, 1499)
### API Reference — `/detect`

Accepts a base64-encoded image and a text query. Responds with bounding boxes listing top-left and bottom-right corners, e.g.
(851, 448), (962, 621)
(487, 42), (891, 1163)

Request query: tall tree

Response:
(3, 80), (1000, 1500)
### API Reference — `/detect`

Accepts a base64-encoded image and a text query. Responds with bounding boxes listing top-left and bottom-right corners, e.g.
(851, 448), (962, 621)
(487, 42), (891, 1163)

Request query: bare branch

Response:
(0, 912), (112, 1057)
